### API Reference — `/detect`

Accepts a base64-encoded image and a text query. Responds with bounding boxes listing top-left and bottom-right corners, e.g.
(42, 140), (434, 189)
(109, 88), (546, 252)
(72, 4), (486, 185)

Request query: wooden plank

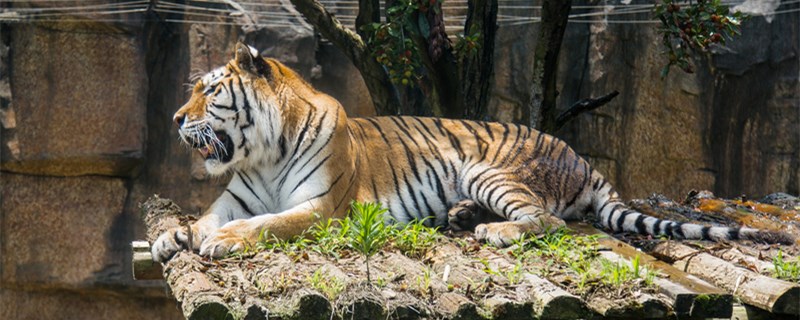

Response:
(132, 240), (163, 280)
(651, 241), (800, 315)
(568, 221), (733, 318)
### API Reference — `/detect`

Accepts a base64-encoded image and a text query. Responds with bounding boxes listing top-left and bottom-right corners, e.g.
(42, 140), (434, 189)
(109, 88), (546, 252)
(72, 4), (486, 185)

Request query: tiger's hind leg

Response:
(459, 174), (566, 247)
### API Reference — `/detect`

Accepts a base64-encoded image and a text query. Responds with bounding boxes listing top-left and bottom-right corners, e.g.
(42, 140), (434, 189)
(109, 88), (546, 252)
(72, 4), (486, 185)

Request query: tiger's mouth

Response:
(195, 131), (234, 163)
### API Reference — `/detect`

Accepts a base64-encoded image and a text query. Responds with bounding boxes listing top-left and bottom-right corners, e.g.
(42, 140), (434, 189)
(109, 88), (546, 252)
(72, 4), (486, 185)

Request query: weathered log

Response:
(569, 222), (733, 318)
(132, 240), (162, 280)
(651, 241), (800, 315)
(484, 241), (667, 319)
(290, 290), (333, 320)
(140, 194), (194, 243)
(518, 274), (589, 320)
(585, 294), (669, 320)
(711, 246), (775, 274)
(598, 250), (732, 319)
(481, 296), (532, 320)
(437, 292), (483, 320)
(337, 285), (387, 319)
(474, 249), (591, 319)
(732, 303), (800, 320)
(429, 242), (496, 288)
(164, 254), (230, 319)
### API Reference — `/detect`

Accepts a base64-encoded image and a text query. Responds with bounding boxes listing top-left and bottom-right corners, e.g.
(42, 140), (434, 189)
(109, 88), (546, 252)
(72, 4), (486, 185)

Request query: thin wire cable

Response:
(1, 0), (797, 28)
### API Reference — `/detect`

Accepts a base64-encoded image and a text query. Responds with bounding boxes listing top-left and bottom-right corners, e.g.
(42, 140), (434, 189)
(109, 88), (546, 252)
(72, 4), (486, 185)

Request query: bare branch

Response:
(554, 90), (619, 131)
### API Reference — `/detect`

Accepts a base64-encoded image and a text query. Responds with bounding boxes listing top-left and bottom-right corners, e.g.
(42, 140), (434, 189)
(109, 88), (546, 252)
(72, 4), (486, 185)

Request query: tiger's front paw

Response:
(151, 226), (201, 263)
(199, 220), (257, 258)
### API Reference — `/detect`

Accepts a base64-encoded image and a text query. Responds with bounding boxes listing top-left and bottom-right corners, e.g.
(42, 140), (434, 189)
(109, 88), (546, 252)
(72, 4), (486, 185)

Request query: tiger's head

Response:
(173, 42), (284, 175)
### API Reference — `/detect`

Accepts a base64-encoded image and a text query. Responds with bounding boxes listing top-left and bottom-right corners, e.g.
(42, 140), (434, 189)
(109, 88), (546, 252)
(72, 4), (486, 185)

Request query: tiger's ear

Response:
(234, 42), (271, 78)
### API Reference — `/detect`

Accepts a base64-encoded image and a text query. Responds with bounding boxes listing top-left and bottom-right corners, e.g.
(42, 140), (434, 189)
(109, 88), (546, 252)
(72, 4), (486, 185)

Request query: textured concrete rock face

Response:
(0, 288), (182, 320)
(556, 18), (716, 199)
(489, 2), (799, 199)
(1, 23), (147, 177)
(124, 22), (226, 250)
(314, 42), (376, 117)
(707, 13), (800, 198)
(0, 174), (128, 289)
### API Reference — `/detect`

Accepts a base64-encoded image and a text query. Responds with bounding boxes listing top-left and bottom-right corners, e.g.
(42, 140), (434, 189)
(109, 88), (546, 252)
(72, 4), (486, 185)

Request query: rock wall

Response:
(490, 0), (799, 200)
(0, 0), (797, 319)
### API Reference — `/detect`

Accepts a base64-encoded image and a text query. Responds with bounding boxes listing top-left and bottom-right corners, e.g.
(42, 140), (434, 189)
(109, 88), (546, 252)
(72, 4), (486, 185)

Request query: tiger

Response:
(151, 43), (793, 262)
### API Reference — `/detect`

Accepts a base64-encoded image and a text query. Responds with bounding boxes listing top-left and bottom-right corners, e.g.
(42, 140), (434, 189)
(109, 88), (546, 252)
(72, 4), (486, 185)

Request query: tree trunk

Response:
(355, 0), (379, 40)
(527, 0), (572, 132)
(291, 0), (400, 115)
(460, 0), (498, 120)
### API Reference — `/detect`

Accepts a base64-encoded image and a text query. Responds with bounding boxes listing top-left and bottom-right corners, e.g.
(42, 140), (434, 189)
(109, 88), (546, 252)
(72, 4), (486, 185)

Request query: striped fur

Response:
(151, 43), (792, 262)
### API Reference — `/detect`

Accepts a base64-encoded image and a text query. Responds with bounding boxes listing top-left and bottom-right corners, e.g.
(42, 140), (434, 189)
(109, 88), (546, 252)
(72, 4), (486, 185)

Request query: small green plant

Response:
(505, 262), (524, 285)
(478, 258), (525, 286)
(773, 250), (800, 282)
(391, 217), (440, 258)
(415, 267), (433, 297)
(375, 275), (389, 288)
(349, 201), (391, 283)
(308, 269), (345, 300)
(310, 217), (350, 257)
(253, 228), (312, 257)
(599, 255), (657, 287)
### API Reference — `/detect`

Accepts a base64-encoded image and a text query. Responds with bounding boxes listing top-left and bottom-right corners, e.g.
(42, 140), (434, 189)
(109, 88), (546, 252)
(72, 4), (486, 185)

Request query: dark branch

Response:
(554, 90), (619, 131)
(290, 0), (399, 115)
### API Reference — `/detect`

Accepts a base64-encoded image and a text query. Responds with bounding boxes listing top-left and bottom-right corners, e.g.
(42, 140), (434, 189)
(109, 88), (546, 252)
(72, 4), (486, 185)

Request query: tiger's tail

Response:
(589, 175), (794, 245)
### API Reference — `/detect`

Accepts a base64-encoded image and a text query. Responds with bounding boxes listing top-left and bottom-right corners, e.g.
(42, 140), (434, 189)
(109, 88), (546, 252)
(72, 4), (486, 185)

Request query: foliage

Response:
(390, 217), (440, 259)
(772, 250), (800, 282)
(655, 0), (747, 76)
(599, 255), (657, 287)
(415, 267), (434, 297)
(506, 227), (656, 293)
(248, 201), (441, 285)
(453, 30), (481, 60)
(349, 201), (391, 282)
(362, 0), (426, 86)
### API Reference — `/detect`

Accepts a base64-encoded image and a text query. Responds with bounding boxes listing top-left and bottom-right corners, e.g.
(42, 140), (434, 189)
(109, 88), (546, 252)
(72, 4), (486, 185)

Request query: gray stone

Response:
(0, 174), (128, 289)
(1, 22), (147, 177)
(0, 288), (182, 320)
(760, 192), (800, 209)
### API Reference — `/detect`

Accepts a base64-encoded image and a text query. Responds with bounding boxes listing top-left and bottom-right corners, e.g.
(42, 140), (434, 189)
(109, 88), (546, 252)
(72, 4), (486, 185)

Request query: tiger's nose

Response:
(173, 113), (186, 127)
